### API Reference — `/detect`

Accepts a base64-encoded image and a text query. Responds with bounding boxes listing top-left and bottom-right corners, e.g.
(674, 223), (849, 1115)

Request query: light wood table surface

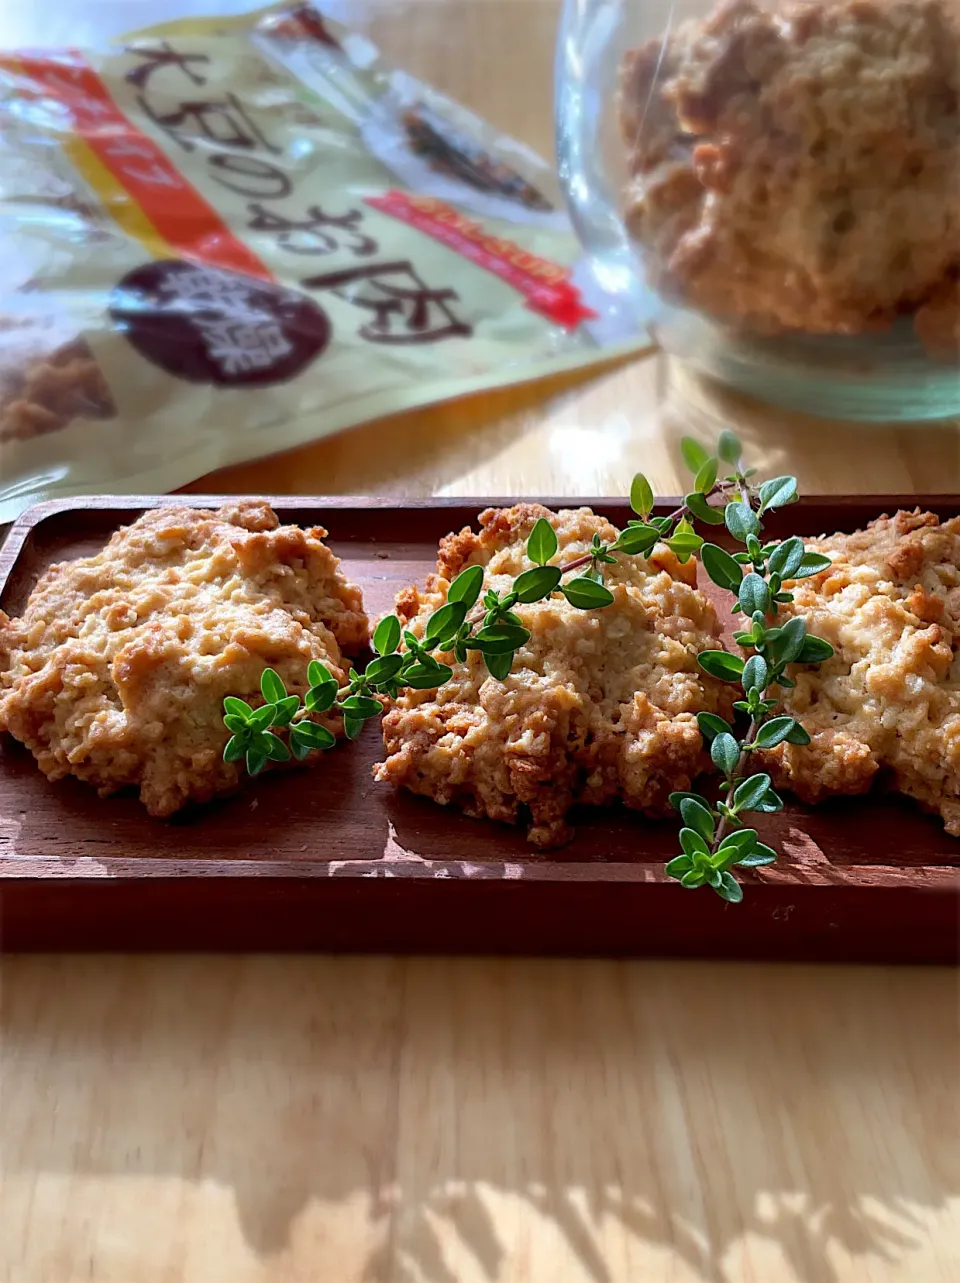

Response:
(2, 4), (959, 1283)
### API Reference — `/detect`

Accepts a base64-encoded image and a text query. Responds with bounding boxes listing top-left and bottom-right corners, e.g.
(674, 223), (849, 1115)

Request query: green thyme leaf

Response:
(694, 458), (718, 495)
(223, 696), (254, 720)
(717, 828), (758, 860)
(649, 516), (674, 534)
(698, 651), (745, 683)
(246, 748), (268, 777)
(290, 720), (336, 752)
(669, 790), (707, 811)
(270, 695), (302, 728)
(753, 717), (799, 749)
(339, 694), (381, 719)
(305, 679), (339, 713)
(469, 623), (531, 654)
(406, 649), (441, 673)
(527, 517), (558, 566)
(725, 502), (760, 542)
(680, 798), (715, 842)
(402, 663), (454, 690)
(680, 827), (711, 858)
(685, 492), (726, 525)
(514, 565), (562, 603)
(447, 565), (485, 609)
(630, 473), (655, 519)
(738, 842), (778, 868)
(792, 552), (833, 579)
(262, 732), (291, 763)
(248, 704), (276, 731)
(701, 543), (743, 592)
(680, 436), (710, 474)
(424, 601), (468, 646)
(290, 738), (312, 762)
(666, 517), (703, 564)
(711, 732), (740, 776)
(758, 476), (798, 513)
(665, 855), (693, 879)
(697, 712), (733, 742)
(771, 615), (807, 665)
(767, 537), (805, 580)
(739, 573), (770, 617)
(717, 429), (742, 464)
(308, 660), (335, 688)
(223, 735), (246, 763)
(681, 869), (707, 889)
(373, 615), (402, 657)
(260, 668), (286, 704)
(733, 773), (772, 811)
(561, 577), (615, 609)
(796, 635), (835, 664)
(365, 654), (405, 686)
(715, 872), (744, 903)
(742, 654), (769, 693)
(613, 524), (661, 555)
(786, 722), (812, 745)
(343, 715), (365, 741)
(484, 651), (514, 681)
(223, 714), (249, 735)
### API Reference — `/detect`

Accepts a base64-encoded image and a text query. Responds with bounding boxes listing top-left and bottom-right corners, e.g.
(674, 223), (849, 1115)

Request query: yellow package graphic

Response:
(0, 2), (645, 519)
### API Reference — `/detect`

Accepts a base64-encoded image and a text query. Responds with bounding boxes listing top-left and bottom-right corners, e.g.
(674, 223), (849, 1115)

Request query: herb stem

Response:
(556, 480), (738, 578)
(710, 713), (763, 851)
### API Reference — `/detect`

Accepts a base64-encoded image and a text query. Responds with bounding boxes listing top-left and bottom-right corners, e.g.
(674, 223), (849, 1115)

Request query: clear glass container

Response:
(556, 0), (960, 422)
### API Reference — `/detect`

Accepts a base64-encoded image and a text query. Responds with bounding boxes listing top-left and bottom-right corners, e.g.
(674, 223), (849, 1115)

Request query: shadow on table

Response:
(2, 956), (957, 1283)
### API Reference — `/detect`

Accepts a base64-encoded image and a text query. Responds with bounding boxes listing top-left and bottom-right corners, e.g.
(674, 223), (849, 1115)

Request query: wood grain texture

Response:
(3, 496), (958, 960)
(2, 2), (959, 1279)
(2, 956), (959, 1283)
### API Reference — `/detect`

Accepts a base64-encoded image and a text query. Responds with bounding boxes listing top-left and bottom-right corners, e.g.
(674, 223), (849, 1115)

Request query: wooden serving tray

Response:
(1, 495), (958, 961)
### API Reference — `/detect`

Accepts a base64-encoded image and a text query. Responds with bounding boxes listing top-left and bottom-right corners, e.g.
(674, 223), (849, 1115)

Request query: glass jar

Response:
(556, 0), (960, 422)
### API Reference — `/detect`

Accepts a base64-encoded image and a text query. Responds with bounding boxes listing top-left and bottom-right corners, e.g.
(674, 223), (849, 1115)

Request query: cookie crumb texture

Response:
(760, 510), (960, 835)
(0, 336), (115, 443)
(376, 504), (734, 847)
(0, 502), (368, 816)
(619, 0), (960, 352)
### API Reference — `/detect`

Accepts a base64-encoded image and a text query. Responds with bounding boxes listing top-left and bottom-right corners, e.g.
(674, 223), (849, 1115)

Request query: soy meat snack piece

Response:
(0, 502), (367, 815)
(376, 504), (734, 846)
(618, 0), (960, 349)
(756, 511), (960, 834)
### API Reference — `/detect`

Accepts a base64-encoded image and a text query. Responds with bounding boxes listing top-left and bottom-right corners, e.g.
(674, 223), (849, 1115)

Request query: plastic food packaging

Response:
(0, 2), (646, 521)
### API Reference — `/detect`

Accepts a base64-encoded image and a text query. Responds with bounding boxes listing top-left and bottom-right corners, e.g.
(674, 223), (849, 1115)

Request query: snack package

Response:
(0, 2), (648, 522)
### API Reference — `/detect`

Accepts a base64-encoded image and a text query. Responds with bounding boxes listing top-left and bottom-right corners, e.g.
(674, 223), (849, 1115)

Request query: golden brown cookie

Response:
(756, 510), (960, 834)
(376, 504), (733, 846)
(0, 501), (368, 815)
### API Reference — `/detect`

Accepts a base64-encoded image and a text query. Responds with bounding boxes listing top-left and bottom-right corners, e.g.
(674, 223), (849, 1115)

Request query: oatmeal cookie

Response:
(619, 0), (960, 347)
(755, 510), (960, 834)
(375, 504), (734, 846)
(0, 501), (368, 815)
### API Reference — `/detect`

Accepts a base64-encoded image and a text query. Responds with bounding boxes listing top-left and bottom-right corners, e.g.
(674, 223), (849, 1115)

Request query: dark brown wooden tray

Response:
(1, 495), (958, 961)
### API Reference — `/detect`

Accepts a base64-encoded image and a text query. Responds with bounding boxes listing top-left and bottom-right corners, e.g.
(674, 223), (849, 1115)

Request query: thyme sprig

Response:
(663, 431), (834, 903)
(221, 430), (834, 907)
(221, 475), (736, 771)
